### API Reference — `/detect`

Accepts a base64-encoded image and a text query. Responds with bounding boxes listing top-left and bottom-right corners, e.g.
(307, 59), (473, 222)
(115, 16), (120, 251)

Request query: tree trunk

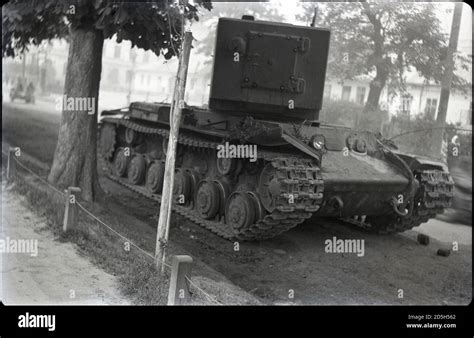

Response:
(361, 3), (389, 116)
(430, 2), (463, 160)
(48, 27), (103, 202)
(364, 64), (389, 114)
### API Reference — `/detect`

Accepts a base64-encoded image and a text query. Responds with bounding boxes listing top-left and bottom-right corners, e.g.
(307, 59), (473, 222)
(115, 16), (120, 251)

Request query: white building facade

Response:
(323, 75), (472, 126)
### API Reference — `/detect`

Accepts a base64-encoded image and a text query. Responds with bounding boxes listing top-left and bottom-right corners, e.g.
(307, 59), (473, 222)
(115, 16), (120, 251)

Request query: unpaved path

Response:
(102, 177), (472, 305)
(0, 183), (129, 305)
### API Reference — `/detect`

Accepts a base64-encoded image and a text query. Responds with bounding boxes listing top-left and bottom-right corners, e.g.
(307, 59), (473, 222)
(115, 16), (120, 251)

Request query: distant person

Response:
(25, 82), (36, 103)
(16, 80), (24, 93)
(26, 82), (35, 95)
(451, 134), (461, 148)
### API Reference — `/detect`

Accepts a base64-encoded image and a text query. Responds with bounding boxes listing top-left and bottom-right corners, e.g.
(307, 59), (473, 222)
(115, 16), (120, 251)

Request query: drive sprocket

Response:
(99, 123), (117, 160)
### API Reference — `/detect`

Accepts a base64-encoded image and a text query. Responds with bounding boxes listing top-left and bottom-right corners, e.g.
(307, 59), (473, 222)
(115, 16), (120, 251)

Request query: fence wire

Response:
(185, 276), (222, 305)
(4, 151), (66, 197)
(75, 201), (160, 264)
(2, 150), (222, 305)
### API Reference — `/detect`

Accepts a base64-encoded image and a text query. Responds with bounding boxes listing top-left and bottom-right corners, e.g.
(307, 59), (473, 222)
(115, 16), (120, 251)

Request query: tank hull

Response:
(98, 101), (454, 240)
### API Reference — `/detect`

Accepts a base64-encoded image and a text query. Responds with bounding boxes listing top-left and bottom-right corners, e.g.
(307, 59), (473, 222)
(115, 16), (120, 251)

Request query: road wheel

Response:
(128, 154), (147, 185)
(195, 180), (220, 219)
(113, 147), (130, 177)
(225, 192), (256, 231)
(145, 160), (165, 194)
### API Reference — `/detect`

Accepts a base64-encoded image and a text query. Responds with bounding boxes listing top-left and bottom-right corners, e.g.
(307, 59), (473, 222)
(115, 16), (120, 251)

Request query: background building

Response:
(324, 70), (472, 126)
(2, 37), (210, 111)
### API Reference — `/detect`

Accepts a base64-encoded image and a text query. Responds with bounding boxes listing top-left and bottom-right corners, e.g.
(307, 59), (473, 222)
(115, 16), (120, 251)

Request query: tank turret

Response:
(209, 17), (330, 121)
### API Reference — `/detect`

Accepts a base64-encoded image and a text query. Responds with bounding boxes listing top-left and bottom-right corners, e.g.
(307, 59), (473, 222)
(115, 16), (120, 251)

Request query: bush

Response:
(385, 114), (438, 156)
(385, 114), (472, 159)
(320, 99), (360, 127)
(320, 99), (388, 132)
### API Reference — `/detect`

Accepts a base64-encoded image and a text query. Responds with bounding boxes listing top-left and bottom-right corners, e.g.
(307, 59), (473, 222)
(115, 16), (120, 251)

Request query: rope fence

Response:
(75, 201), (158, 264)
(2, 147), (222, 305)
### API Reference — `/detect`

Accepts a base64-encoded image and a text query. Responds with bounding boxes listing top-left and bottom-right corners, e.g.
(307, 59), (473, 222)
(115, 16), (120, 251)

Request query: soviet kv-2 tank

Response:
(99, 16), (454, 241)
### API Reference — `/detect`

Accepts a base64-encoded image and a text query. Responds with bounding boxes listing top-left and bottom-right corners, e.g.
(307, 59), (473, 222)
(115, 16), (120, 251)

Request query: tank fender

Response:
(281, 132), (323, 165)
(394, 152), (448, 172)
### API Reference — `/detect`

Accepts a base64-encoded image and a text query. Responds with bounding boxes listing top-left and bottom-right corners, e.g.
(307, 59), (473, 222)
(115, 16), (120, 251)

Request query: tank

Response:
(98, 16), (454, 240)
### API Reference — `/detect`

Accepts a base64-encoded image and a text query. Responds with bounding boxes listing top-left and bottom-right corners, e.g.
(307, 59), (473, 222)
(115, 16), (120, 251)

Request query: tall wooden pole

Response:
(127, 49), (137, 106)
(430, 2), (463, 160)
(155, 31), (193, 273)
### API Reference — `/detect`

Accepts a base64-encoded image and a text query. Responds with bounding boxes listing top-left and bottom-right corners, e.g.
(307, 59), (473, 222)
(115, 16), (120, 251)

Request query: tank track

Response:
(99, 118), (324, 241)
(343, 170), (454, 234)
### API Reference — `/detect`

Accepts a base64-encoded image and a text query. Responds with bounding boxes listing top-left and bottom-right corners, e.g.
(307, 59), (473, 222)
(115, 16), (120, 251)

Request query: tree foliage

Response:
(2, 0), (212, 202)
(3, 0), (212, 59)
(298, 2), (471, 110)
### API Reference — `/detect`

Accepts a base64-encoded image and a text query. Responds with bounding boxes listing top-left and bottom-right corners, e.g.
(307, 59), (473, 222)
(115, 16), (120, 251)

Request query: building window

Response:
(356, 86), (366, 105)
(424, 98), (438, 118)
(323, 84), (332, 99)
(341, 86), (351, 101)
(400, 94), (413, 115)
(114, 45), (121, 59)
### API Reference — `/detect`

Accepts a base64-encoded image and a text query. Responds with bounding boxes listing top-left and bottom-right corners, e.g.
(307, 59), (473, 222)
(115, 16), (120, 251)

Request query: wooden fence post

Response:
(155, 31), (193, 273)
(6, 147), (17, 183)
(167, 255), (193, 305)
(62, 186), (81, 232)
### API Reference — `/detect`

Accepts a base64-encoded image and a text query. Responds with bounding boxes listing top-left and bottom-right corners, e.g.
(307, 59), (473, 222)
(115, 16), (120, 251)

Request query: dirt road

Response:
(2, 102), (472, 305)
(103, 177), (472, 305)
